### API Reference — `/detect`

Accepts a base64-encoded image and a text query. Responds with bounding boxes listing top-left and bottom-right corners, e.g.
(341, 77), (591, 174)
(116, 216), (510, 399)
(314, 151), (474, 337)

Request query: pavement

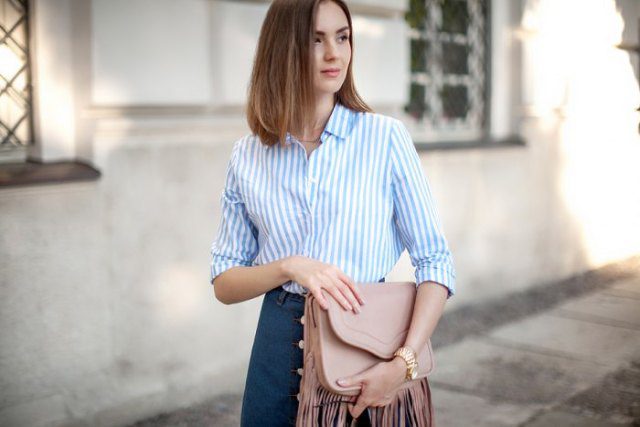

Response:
(129, 256), (640, 427)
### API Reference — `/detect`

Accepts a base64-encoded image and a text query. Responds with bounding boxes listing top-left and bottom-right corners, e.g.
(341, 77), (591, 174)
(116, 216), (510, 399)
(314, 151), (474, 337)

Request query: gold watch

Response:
(393, 345), (418, 381)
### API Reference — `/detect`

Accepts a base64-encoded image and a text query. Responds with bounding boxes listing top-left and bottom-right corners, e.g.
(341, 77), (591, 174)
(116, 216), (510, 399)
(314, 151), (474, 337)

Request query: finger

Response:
(347, 403), (355, 418)
(312, 287), (330, 310)
(350, 398), (368, 419)
(336, 373), (364, 388)
(323, 278), (353, 311)
(370, 395), (392, 407)
(328, 286), (352, 311)
(348, 403), (362, 419)
(338, 271), (365, 306)
(334, 280), (361, 314)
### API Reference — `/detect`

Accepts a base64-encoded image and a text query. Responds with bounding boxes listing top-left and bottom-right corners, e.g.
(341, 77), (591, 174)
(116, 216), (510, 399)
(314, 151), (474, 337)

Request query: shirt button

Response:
(298, 340), (304, 349)
(297, 368), (304, 376)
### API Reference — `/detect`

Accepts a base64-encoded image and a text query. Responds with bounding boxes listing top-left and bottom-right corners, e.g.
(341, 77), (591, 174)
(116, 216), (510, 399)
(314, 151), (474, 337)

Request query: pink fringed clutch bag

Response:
(296, 281), (435, 426)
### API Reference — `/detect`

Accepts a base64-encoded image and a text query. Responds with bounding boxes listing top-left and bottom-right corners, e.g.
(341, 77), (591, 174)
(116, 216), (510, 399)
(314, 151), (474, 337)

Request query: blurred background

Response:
(0, 0), (639, 426)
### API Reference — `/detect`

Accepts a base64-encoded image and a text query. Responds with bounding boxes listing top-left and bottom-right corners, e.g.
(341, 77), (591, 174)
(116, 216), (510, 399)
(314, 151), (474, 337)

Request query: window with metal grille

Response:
(0, 0), (33, 161)
(405, 0), (490, 141)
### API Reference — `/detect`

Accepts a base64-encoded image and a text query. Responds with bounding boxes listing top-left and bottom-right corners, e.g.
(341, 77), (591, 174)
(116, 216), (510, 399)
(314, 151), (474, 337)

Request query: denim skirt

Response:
(240, 279), (385, 427)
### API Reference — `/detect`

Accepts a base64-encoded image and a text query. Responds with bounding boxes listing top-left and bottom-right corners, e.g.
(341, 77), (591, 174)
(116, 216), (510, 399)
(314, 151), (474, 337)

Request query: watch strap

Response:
(393, 345), (418, 380)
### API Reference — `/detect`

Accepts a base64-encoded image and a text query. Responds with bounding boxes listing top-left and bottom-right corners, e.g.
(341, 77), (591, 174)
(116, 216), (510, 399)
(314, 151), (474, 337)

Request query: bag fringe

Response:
(296, 350), (434, 427)
(368, 371), (434, 427)
(296, 350), (354, 427)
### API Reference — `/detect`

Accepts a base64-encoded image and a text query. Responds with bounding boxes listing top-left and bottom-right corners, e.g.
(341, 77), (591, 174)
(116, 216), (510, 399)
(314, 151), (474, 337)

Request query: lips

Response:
(321, 68), (340, 77)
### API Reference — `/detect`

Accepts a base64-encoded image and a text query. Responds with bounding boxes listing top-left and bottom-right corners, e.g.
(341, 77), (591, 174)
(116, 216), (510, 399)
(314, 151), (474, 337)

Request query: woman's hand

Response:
(336, 357), (407, 419)
(282, 255), (365, 313)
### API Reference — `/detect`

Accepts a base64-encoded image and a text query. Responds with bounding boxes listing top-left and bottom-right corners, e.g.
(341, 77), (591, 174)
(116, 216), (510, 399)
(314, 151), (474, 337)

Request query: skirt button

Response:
(298, 340), (304, 349)
(297, 367), (304, 376)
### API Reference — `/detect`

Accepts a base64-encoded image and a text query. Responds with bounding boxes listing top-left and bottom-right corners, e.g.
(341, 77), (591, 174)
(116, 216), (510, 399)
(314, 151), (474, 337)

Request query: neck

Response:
(292, 93), (336, 142)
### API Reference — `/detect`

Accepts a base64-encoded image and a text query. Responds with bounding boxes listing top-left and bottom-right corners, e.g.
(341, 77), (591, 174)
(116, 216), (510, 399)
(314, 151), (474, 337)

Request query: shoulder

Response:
(230, 133), (263, 165)
(232, 133), (261, 152)
(356, 110), (404, 135)
(352, 111), (408, 150)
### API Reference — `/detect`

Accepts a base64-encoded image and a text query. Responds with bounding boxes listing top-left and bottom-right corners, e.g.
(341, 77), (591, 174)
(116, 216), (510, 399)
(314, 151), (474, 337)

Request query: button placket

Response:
(306, 147), (321, 211)
(289, 308), (304, 408)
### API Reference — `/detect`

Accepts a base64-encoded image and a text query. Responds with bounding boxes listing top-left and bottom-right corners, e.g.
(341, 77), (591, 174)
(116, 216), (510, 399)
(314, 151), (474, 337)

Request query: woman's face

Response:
(312, 1), (351, 97)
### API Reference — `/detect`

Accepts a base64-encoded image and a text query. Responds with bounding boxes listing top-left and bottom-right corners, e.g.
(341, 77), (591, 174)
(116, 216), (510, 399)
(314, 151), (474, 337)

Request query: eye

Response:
(314, 37), (322, 44)
(339, 34), (349, 42)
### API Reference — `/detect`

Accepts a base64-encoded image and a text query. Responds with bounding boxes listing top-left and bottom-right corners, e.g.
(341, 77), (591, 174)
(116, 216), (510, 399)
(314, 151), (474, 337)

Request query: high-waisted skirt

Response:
(240, 278), (420, 427)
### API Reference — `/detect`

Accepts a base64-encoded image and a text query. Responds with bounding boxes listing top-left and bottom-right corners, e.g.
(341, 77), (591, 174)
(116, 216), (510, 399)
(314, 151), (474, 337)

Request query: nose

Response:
(324, 39), (337, 61)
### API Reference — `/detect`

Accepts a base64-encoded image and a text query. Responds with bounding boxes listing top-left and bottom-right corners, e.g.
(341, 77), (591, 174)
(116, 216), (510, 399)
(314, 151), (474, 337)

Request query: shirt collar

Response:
(284, 101), (355, 146)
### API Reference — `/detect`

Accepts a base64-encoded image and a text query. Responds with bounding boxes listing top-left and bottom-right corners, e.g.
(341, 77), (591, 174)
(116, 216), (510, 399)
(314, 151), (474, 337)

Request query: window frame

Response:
(404, 0), (525, 150)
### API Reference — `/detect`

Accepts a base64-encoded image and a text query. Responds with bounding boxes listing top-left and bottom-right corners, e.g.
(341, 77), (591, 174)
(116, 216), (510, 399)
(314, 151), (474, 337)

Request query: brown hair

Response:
(246, 0), (373, 147)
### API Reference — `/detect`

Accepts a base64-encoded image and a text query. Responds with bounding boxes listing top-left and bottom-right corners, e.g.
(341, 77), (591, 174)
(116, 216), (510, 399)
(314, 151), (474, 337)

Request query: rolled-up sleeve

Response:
(390, 119), (456, 299)
(210, 141), (259, 285)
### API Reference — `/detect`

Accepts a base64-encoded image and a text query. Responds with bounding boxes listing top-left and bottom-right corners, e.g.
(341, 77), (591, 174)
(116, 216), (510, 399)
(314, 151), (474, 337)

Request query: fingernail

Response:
(354, 305), (361, 314)
(337, 379), (346, 385)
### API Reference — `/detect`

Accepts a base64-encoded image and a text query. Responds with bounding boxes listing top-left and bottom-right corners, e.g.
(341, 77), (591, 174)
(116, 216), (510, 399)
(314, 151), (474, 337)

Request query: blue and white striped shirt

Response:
(209, 101), (456, 298)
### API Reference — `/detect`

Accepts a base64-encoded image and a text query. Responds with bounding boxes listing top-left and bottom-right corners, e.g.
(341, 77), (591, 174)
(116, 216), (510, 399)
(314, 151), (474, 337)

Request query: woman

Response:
(209, 0), (456, 425)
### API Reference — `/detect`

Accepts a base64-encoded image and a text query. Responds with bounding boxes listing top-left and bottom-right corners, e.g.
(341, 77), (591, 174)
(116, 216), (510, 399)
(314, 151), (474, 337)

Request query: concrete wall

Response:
(1, 0), (639, 425)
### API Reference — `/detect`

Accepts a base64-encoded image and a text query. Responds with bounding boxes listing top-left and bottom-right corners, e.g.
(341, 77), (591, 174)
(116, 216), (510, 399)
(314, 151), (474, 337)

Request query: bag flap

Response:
(323, 282), (416, 359)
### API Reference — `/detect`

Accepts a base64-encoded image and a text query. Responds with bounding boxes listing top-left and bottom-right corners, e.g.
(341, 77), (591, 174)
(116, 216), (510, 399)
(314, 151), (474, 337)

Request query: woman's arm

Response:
(402, 281), (449, 355)
(382, 280), (449, 385)
(337, 280), (448, 418)
(213, 258), (290, 305)
(214, 255), (364, 311)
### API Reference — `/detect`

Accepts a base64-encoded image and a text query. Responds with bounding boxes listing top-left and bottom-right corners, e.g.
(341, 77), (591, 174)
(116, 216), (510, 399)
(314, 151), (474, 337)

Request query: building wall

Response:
(1, 0), (639, 425)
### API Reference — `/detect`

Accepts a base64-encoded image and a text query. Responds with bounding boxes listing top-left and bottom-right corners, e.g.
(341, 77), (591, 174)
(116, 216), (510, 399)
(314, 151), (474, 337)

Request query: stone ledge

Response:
(0, 160), (101, 188)
(414, 135), (527, 152)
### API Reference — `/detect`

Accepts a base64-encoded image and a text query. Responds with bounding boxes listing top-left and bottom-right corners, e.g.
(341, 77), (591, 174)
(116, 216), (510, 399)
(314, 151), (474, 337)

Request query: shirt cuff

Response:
(210, 257), (253, 285)
(415, 266), (456, 299)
